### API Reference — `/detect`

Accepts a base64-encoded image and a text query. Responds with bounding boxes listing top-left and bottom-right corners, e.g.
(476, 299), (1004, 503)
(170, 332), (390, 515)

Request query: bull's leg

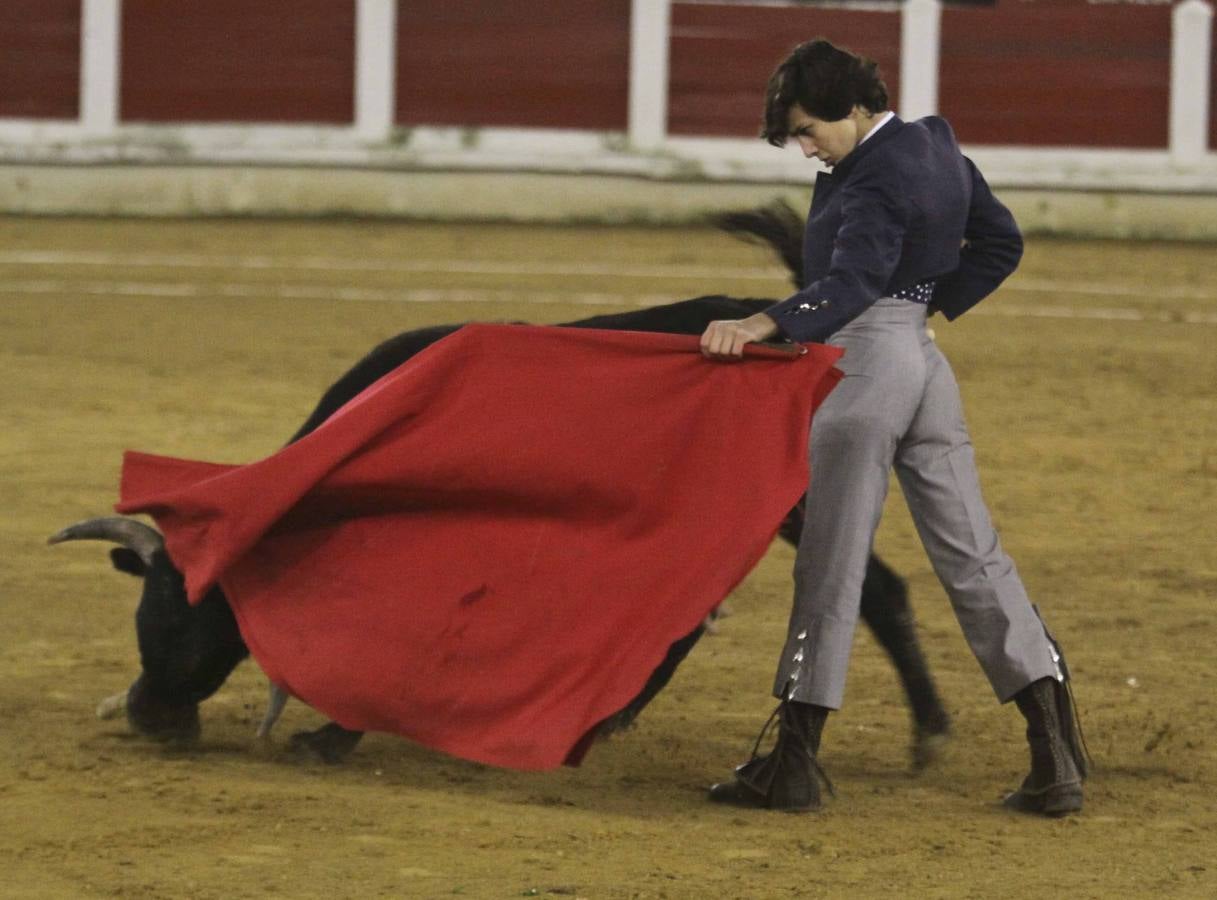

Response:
(290, 723), (365, 764)
(859, 555), (951, 769)
(778, 500), (951, 768)
(597, 625), (705, 736)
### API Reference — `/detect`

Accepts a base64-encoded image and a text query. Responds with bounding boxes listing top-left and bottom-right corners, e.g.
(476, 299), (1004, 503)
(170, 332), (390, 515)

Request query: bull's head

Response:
(48, 517), (249, 742)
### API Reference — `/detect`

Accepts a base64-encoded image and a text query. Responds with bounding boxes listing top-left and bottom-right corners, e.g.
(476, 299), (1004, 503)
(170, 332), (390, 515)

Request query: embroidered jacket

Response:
(769, 115), (1023, 343)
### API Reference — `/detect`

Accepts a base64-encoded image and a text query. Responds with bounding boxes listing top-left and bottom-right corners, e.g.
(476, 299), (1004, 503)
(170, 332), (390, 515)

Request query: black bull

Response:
(50, 215), (951, 769)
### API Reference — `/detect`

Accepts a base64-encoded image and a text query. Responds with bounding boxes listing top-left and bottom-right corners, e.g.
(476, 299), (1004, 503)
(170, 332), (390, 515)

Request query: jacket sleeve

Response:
(931, 157), (1023, 320)
(766, 168), (909, 344)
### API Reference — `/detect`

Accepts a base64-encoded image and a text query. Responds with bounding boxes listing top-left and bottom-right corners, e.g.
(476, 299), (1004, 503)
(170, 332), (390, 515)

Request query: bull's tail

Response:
(713, 200), (805, 290)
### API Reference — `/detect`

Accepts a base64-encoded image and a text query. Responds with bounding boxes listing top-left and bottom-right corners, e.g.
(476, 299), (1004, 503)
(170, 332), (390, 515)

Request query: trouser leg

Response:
(775, 303), (926, 708)
(893, 335), (1059, 700)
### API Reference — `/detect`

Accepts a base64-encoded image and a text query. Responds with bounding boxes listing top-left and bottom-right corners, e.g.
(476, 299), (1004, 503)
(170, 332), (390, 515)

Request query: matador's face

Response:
(787, 103), (875, 168)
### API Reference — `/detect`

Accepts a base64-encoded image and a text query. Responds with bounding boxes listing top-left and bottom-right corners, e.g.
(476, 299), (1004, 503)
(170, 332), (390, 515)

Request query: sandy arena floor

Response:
(1, 215), (1215, 898)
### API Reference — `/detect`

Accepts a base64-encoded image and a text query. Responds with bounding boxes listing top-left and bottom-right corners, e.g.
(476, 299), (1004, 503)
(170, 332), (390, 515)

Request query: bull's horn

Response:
(256, 683), (290, 739)
(96, 690), (128, 720)
(48, 517), (164, 566)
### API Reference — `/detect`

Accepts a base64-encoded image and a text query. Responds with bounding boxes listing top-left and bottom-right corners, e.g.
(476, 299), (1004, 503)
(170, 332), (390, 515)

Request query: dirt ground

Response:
(2, 214), (1215, 899)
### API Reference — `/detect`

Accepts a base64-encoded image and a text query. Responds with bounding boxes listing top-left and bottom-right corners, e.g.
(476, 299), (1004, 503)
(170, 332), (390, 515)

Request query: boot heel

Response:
(1043, 781), (1083, 816)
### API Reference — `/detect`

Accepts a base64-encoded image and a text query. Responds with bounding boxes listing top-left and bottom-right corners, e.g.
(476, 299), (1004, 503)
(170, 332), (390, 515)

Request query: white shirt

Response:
(859, 111), (896, 146)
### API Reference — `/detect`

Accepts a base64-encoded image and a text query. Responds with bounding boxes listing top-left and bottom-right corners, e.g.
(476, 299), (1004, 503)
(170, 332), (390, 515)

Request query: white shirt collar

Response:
(858, 111), (896, 146)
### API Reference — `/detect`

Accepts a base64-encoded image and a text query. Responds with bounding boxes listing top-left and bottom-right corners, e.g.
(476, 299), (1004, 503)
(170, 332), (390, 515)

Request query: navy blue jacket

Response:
(768, 116), (1023, 343)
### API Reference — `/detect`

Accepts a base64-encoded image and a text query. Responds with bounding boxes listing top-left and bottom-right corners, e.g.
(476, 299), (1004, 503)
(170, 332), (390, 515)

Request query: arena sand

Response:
(1, 217), (1214, 898)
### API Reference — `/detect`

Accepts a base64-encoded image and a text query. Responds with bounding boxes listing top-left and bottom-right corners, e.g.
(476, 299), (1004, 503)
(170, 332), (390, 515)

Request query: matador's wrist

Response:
(744, 313), (780, 342)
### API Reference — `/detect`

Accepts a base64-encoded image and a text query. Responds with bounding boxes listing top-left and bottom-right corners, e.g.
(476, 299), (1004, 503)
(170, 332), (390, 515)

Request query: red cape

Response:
(117, 324), (842, 770)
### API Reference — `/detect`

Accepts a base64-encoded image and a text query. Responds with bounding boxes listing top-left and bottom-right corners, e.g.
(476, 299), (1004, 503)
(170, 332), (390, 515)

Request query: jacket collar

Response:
(825, 114), (905, 180)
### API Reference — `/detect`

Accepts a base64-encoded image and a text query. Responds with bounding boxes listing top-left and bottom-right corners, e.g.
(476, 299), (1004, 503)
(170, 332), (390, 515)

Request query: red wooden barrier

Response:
(1211, 13), (1217, 151)
(394, 0), (630, 130)
(120, 0), (355, 124)
(667, 2), (901, 138)
(940, 0), (1172, 148)
(3, 0), (1214, 155)
(0, 0), (80, 120)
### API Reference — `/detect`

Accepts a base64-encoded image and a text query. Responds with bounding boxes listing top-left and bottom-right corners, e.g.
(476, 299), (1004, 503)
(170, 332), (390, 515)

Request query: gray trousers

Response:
(775, 297), (1061, 709)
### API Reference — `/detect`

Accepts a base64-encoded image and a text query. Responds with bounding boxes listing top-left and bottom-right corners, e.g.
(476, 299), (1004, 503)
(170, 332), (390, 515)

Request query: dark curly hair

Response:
(761, 39), (889, 147)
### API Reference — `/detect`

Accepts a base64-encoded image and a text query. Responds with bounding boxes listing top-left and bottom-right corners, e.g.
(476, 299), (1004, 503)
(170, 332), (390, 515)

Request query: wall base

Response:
(4, 164), (1217, 240)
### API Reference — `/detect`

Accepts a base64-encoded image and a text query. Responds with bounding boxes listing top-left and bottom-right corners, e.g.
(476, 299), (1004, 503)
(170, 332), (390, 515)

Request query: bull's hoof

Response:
(910, 726), (951, 773)
(910, 709), (952, 773)
(289, 723), (363, 764)
(127, 699), (201, 745)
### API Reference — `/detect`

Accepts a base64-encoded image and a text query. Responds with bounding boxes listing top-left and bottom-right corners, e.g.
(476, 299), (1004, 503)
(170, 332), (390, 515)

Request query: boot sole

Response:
(708, 781), (821, 813)
(1003, 781), (1083, 817)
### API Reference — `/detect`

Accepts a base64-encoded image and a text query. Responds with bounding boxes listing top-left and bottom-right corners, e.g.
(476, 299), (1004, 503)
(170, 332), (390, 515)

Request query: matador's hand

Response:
(699, 313), (780, 360)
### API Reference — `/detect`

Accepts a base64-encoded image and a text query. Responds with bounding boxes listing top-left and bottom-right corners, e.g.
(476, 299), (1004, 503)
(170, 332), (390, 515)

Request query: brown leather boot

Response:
(708, 701), (830, 812)
(1004, 677), (1088, 816)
